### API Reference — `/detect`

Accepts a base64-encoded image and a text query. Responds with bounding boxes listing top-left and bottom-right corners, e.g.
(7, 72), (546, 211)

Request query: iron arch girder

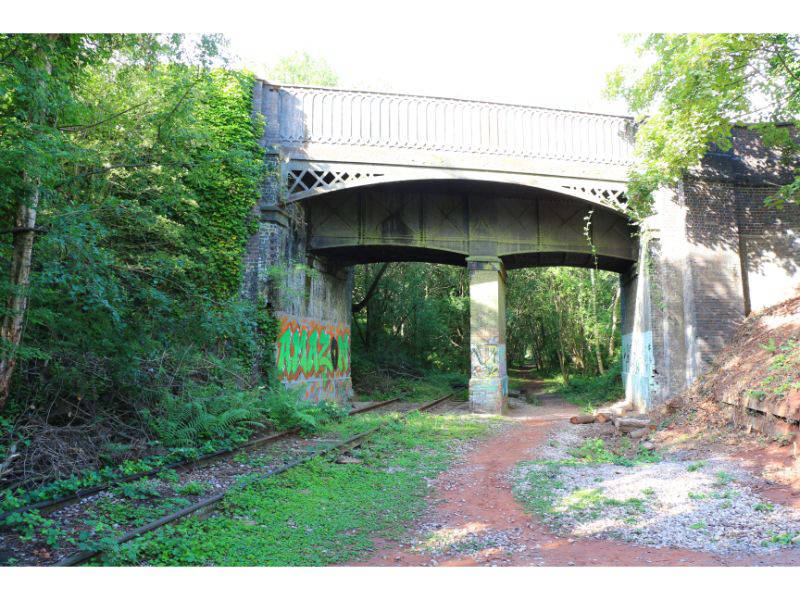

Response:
(304, 179), (637, 270)
(285, 162), (629, 215)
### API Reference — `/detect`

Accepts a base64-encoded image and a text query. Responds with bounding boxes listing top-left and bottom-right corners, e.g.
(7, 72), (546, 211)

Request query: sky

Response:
(9, 0), (797, 117)
(227, 26), (636, 115)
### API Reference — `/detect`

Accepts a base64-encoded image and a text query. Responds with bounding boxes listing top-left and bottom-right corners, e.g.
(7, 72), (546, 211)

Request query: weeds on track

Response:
(95, 411), (504, 566)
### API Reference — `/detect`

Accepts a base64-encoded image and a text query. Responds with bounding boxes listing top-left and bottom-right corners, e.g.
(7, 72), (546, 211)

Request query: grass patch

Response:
(569, 437), (662, 466)
(353, 371), (464, 405)
(765, 531), (800, 545)
(419, 529), (501, 556)
(714, 471), (736, 486)
(95, 411), (503, 566)
(551, 365), (624, 412)
(512, 462), (649, 528)
(511, 462), (566, 518)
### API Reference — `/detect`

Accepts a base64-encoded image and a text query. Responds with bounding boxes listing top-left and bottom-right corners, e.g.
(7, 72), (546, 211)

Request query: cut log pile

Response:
(569, 406), (654, 439)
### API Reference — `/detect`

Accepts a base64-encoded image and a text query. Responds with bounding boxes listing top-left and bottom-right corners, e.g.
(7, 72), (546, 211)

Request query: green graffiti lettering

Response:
(309, 330), (320, 373)
(290, 329), (305, 375)
(318, 331), (332, 372)
(337, 334), (350, 372)
(277, 329), (293, 373)
(300, 330), (315, 373)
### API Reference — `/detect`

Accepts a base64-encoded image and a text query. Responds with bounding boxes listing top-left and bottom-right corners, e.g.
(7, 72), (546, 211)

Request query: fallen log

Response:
(570, 415), (596, 424)
(613, 416), (651, 429)
(594, 412), (612, 424)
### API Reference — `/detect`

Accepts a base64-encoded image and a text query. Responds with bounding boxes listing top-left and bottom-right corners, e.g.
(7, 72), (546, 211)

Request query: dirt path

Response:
(350, 384), (800, 567)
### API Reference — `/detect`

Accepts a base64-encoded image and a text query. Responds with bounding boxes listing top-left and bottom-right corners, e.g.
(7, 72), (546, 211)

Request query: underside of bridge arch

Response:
(298, 179), (638, 413)
(304, 179), (637, 272)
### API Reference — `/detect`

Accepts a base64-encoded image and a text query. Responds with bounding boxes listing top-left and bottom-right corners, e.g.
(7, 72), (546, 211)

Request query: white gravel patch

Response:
(512, 455), (800, 555)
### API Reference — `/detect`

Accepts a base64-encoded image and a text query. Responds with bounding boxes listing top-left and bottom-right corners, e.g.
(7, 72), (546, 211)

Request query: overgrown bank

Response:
(0, 36), (293, 497)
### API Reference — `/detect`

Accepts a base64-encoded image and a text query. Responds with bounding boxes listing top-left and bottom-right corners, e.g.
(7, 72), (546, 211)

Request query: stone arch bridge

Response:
(243, 81), (800, 414)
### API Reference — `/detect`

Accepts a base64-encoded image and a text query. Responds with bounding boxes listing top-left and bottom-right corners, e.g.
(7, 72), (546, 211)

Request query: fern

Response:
(143, 386), (269, 449)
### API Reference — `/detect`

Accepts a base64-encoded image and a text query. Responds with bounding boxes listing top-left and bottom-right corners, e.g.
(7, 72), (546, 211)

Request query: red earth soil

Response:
(349, 386), (800, 567)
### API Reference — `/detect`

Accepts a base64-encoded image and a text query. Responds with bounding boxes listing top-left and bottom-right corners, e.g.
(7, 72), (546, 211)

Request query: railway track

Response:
(0, 392), (457, 566)
(56, 392), (454, 566)
(0, 395), (405, 526)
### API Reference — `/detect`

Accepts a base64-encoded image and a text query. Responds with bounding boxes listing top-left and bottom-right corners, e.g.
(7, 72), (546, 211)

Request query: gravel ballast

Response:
(511, 423), (800, 555)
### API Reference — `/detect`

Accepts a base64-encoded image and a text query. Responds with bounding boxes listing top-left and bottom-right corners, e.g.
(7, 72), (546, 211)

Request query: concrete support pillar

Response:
(467, 257), (508, 414)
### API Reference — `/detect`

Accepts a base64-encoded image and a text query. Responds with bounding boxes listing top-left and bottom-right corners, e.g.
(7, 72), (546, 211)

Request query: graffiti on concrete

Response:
(298, 377), (353, 404)
(471, 343), (499, 378)
(276, 315), (350, 379)
(622, 331), (656, 410)
(470, 340), (507, 380)
(275, 314), (351, 403)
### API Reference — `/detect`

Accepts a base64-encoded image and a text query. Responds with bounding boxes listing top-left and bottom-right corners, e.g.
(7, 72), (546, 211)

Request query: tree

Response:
(267, 52), (339, 87)
(506, 267), (620, 378)
(0, 34), (240, 408)
(607, 34), (800, 216)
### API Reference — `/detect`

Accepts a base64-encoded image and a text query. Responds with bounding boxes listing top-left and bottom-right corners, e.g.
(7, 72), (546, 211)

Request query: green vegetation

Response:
(560, 488), (645, 514)
(507, 267), (621, 385)
(0, 35), (283, 494)
(175, 482), (210, 497)
(351, 263), (471, 379)
(266, 51), (338, 87)
(715, 471), (736, 486)
(569, 437), (661, 467)
(512, 463), (651, 526)
(117, 479), (161, 501)
(550, 364), (625, 412)
(749, 338), (800, 403)
(89, 411), (502, 566)
(512, 435), (662, 527)
(766, 531), (800, 545)
(607, 34), (800, 215)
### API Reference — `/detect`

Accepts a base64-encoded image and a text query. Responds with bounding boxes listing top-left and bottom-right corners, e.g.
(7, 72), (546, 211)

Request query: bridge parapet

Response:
(255, 81), (636, 189)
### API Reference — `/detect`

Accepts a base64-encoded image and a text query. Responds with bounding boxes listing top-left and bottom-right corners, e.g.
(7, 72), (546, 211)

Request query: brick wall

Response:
(736, 187), (800, 313)
(683, 180), (747, 372)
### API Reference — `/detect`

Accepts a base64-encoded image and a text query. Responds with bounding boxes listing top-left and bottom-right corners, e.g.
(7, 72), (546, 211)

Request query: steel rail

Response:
(0, 396), (404, 525)
(55, 392), (453, 567)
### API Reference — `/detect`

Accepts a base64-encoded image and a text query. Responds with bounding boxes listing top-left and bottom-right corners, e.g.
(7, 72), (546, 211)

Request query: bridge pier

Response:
(468, 257), (508, 414)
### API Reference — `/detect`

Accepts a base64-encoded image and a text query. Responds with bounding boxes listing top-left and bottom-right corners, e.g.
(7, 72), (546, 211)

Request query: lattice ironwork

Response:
(561, 185), (627, 207)
(287, 167), (385, 197)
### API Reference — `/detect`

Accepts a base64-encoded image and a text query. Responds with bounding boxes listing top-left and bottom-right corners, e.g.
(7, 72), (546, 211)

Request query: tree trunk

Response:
(590, 268), (605, 375)
(352, 262), (389, 313)
(0, 182), (41, 408)
(0, 47), (51, 409)
(607, 286), (621, 358)
(555, 294), (570, 385)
